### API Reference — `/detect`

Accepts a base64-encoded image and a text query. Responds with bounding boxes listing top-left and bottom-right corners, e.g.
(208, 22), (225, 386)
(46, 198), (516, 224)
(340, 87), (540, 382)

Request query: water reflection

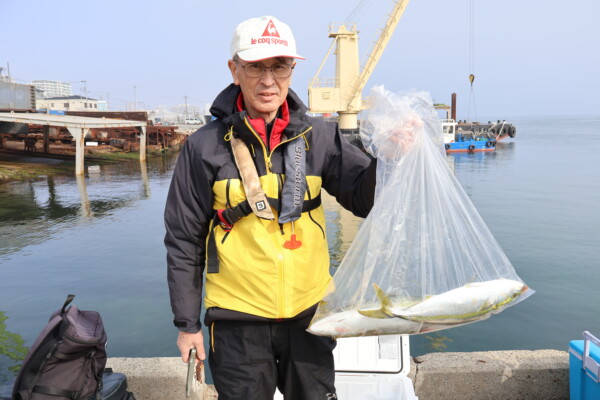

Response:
(421, 332), (453, 352)
(140, 160), (151, 199)
(0, 311), (27, 383)
(448, 141), (517, 166)
(323, 193), (362, 272)
(0, 153), (177, 258)
(76, 174), (92, 218)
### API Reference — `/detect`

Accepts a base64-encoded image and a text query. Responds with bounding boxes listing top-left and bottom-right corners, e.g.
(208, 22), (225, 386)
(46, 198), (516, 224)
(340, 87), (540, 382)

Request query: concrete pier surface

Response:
(106, 349), (569, 399)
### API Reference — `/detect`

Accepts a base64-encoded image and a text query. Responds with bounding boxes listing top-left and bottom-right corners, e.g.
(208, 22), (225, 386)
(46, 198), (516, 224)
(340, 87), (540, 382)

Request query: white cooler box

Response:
(275, 335), (417, 400)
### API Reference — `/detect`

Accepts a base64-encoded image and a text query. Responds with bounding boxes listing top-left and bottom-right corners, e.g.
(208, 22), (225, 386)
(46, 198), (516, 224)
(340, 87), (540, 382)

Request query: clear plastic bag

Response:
(308, 86), (534, 338)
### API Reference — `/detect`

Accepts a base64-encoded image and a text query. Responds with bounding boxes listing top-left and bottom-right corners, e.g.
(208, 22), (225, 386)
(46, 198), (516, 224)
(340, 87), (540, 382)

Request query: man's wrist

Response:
(174, 319), (202, 333)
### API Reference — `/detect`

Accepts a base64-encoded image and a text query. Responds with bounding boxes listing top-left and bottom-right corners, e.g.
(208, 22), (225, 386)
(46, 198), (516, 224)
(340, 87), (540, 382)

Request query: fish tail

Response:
(373, 283), (396, 317)
(357, 283), (396, 319)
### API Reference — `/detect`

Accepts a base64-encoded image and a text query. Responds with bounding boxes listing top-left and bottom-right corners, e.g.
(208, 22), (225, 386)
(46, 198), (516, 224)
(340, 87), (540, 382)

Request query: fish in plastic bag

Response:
(361, 278), (529, 324)
(308, 86), (534, 338)
(308, 307), (457, 338)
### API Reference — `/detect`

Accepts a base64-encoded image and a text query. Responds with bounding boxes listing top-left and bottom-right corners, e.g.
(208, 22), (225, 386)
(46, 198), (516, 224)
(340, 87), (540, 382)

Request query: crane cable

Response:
(346, 0), (374, 22)
(467, 0), (478, 122)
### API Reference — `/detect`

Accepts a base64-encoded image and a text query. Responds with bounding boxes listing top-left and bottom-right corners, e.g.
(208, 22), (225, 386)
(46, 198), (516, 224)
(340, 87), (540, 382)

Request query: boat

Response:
(442, 119), (496, 153)
(438, 94), (516, 153)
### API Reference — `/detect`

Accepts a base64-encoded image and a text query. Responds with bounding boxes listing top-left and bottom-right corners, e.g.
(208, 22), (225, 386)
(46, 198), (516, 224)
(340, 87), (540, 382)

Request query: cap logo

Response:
(250, 19), (288, 47)
(262, 20), (280, 37)
(233, 16), (303, 60)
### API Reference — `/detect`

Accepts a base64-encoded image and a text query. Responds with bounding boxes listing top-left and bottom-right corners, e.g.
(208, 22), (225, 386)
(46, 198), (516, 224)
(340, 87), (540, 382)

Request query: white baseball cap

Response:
(231, 16), (305, 62)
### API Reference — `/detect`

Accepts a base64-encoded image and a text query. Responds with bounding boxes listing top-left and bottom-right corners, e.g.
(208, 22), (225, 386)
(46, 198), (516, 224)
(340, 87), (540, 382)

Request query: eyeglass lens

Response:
(242, 63), (293, 78)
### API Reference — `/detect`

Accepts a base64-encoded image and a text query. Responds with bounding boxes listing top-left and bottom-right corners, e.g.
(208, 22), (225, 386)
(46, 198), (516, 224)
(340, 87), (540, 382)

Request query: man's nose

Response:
(259, 68), (277, 84)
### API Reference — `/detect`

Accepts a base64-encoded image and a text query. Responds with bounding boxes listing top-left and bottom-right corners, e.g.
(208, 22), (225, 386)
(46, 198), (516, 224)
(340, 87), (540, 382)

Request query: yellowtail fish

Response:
(360, 278), (530, 325)
(307, 306), (461, 338)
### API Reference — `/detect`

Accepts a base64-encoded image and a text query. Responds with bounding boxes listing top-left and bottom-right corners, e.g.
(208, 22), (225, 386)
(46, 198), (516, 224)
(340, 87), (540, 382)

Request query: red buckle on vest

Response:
(217, 209), (233, 232)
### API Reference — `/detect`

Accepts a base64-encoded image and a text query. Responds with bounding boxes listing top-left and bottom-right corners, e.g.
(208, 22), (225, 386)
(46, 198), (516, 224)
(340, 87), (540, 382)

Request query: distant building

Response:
(36, 95), (98, 112)
(31, 80), (72, 98)
(97, 100), (108, 111)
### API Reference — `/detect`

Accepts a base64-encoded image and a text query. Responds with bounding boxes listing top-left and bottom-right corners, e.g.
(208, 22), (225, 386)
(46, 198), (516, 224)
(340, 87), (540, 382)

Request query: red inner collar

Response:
(236, 93), (290, 150)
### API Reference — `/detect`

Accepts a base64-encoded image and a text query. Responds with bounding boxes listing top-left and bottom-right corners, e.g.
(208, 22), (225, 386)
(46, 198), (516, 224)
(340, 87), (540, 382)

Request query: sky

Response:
(1, 0), (599, 120)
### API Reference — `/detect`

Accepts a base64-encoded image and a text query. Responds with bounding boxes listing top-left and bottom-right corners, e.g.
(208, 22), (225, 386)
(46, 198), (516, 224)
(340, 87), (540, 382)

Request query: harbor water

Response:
(1, 115), (599, 385)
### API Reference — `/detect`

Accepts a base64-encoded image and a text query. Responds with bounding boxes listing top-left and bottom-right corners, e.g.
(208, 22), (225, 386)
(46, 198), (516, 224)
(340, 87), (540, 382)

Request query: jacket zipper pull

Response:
(284, 221), (302, 250)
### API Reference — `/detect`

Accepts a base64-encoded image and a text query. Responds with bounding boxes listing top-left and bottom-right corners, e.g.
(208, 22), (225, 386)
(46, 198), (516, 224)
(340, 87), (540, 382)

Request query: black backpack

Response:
(12, 295), (108, 400)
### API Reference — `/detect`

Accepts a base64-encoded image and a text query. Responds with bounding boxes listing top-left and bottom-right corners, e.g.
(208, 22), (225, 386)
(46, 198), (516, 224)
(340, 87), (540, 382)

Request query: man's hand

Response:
(379, 112), (423, 160)
(177, 330), (206, 363)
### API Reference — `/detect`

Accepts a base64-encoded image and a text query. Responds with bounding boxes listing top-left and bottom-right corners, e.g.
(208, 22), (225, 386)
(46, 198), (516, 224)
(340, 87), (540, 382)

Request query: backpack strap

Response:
(53, 349), (96, 360)
(33, 385), (80, 399)
(61, 294), (75, 314)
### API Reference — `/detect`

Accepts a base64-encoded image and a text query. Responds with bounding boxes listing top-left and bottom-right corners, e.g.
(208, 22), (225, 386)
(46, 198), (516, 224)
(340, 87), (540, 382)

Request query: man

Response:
(165, 15), (376, 399)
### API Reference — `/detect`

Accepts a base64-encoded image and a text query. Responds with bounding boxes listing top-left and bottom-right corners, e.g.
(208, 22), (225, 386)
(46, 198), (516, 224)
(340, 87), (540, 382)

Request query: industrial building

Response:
(36, 95), (98, 112)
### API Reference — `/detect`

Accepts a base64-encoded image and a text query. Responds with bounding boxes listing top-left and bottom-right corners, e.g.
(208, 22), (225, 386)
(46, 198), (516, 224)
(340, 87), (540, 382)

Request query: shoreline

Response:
(0, 144), (181, 184)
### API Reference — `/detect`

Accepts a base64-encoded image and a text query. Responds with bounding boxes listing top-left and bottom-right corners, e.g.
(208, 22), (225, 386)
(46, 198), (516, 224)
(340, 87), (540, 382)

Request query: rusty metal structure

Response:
(63, 111), (180, 149)
(0, 112), (149, 175)
(14, 111), (183, 150)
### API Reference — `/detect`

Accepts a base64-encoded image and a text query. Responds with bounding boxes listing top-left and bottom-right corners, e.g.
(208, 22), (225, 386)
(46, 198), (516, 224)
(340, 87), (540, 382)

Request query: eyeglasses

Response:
(236, 61), (294, 78)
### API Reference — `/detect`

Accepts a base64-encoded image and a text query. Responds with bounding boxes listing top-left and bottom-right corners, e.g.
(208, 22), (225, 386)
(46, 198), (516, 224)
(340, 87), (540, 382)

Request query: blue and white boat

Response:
(442, 119), (497, 153)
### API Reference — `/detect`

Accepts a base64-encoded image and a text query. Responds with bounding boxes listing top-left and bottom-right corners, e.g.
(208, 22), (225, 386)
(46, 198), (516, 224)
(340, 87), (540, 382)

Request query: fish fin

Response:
(373, 283), (396, 317)
(394, 313), (484, 325)
(357, 308), (390, 319)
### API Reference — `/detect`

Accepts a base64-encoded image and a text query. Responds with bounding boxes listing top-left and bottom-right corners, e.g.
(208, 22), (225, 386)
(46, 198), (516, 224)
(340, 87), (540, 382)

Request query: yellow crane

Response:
(308, 0), (410, 133)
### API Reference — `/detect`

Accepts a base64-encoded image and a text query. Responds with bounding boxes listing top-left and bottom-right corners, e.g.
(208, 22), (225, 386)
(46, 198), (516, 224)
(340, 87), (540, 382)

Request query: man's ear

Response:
(228, 60), (240, 85)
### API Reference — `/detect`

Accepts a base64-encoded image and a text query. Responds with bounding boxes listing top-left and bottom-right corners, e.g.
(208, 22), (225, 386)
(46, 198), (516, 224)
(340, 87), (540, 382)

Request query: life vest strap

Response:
(217, 194), (321, 232)
(206, 194), (322, 274)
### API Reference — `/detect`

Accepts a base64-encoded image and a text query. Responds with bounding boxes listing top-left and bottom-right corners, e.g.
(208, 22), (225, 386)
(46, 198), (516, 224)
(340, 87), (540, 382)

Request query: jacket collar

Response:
(209, 84), (311, 147)
(235, 93), (289, 151)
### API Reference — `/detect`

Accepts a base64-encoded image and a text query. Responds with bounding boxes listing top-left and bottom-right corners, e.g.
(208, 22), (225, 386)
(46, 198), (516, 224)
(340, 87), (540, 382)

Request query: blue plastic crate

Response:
(569, 331), (600, 400)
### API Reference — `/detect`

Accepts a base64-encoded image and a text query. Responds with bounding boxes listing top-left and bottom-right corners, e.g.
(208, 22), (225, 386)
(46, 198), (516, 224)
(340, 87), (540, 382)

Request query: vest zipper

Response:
(243, 118), (271, 171)
(242, 118), (313, 172)
(225, 179), (231, 208)
(268, 127), (313, 317)
(220, 179), (232, 244)
(269, 126), (313, 162)
(277, 175), (285, 235)
(240, 119), (313, 318)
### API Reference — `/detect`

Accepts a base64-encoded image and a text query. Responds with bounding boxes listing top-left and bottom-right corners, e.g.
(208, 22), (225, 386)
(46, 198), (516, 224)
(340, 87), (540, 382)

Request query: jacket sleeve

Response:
(321, 124), (377, 218)
(164, 139), (213, 332)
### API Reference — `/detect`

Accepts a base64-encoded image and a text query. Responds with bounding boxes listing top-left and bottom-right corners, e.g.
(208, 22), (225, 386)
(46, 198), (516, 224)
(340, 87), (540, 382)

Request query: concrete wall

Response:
(106, 358), (217, 400)
(107, 349), (569, 400)
(409, 349), (569, 400)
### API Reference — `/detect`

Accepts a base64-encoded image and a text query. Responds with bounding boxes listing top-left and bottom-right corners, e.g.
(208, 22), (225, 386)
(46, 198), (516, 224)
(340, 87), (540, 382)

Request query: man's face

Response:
(228, 57), (295, 122)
